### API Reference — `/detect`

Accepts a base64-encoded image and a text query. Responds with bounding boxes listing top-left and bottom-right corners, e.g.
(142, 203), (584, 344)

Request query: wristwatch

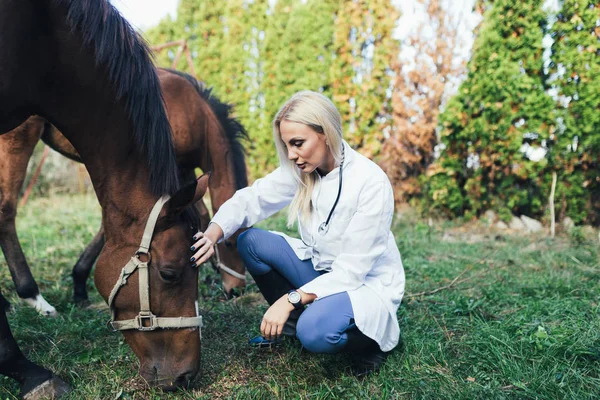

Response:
(287, 290), (303, 310)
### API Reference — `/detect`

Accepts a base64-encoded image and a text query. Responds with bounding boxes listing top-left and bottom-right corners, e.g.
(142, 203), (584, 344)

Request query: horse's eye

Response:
(159, 269), (180, 282)
(224, 240), (234, 249)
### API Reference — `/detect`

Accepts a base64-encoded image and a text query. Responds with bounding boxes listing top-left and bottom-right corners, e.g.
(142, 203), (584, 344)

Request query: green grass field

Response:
(1, 193), (599, 399)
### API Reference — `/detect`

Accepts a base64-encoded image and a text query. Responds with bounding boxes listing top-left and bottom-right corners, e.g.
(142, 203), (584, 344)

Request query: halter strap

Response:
(136, 200), (161, 252)
(107, 196), (203, 332)
(213, 245), (246, 281)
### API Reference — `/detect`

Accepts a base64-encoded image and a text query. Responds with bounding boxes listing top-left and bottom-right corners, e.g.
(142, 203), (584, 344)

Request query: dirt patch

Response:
(440, 219), (552, 244)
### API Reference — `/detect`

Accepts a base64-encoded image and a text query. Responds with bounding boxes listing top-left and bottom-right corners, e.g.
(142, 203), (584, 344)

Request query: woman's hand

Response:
(260, 295), (294, 340)
(190, 223), (224, 267)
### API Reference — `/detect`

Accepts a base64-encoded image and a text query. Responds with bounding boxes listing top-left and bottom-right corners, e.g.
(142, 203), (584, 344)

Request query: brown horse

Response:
(0, 0), (213, 397)
(0, 69), (248, 319)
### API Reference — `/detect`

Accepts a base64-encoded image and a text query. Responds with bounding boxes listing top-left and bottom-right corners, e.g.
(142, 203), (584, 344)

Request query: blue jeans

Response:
(238, 228), (357, 354)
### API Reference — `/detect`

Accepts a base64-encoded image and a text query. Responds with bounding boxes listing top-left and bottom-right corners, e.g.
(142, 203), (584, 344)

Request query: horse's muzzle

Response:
(140, 366), (198, 391)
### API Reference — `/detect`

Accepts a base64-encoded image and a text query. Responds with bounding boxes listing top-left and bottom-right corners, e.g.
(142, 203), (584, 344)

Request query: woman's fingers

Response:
(190, 236), (208, 252)
(189, 232), (214, 267)
(192, 231), (203, 241)
(197, 246), (214, 265)
(260, 316), (284, 340)
(263, 323), (279, 341)
(260, 318), (266, 334)
(260, 301), (293, 340)
(270, 324), (280, 340)
(261, 316), (274, 340)
(190, 245), (213, 267)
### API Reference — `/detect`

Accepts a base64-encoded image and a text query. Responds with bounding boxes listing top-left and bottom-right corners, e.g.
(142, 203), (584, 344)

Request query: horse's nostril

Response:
(140, 366), (159, 386)
(175, 370), (197, 387)
(156, 371), (196, 391)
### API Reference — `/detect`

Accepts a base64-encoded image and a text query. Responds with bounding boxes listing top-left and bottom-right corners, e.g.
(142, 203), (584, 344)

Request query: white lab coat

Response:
(211, 141), (405, 351)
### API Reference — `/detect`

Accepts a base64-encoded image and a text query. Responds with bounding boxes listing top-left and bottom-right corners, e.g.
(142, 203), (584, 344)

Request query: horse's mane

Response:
(53, 0), (179, 196)
(164, 69), (249, 190)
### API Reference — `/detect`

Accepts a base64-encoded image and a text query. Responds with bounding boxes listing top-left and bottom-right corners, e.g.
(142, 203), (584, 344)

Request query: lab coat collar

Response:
(321, 140), (354, 180)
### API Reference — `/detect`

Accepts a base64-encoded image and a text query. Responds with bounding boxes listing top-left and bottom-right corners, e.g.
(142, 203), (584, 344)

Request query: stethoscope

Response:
(299, 147), (344, 247)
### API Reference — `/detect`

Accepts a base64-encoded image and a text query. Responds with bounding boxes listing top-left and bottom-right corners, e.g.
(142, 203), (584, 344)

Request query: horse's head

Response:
(94, 175), (210, 390)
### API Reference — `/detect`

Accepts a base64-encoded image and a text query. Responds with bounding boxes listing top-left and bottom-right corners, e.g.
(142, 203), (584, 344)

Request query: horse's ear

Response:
(165, 173), (210, 216)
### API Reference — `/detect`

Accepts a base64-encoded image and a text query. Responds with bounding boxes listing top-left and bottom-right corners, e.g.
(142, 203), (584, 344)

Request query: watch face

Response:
(288, 291), (301, 304)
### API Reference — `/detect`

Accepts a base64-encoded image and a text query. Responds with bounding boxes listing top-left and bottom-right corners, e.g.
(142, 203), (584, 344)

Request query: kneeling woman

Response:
(191, 90), (405, 374)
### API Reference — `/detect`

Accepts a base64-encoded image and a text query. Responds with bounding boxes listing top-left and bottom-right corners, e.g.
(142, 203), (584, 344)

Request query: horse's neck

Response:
(39, 2), (157, 230)
(204, 125), (238, 213)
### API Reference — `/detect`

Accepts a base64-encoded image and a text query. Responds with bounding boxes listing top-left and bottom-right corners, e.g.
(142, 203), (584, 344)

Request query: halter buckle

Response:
(136, 312), (158, 331)
(135, 251), (152, 264)
(107, 319), (118, 332)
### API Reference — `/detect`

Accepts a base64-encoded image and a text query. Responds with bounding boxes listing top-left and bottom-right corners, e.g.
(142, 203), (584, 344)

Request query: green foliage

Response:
(143, 14), (179, 68)
(23, 143), (92, 197)
(331, 0), (400, 158)
(548, 0), (600, 224)
(256, 0), (340, 177)
(427, 0), (555, 219)
(146, 0), (269, 178)
(141, 1), (598, 221)
(145, 1), (398, 180)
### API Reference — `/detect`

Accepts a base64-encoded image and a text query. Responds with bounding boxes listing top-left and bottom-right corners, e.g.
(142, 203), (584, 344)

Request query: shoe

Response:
(349, 346), (389, 377)
(344, 329), (389, 377)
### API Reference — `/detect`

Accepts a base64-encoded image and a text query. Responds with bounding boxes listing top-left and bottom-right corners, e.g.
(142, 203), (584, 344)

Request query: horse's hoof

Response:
(74, 297), (91, 308)
(1, 300), (13, 313)
(24, 295), (58, 317)
(22, 376), (71, 400)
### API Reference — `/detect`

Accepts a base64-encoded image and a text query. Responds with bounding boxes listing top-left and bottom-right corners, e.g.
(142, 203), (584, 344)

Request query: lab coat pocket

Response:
(327, 211), (353, 240)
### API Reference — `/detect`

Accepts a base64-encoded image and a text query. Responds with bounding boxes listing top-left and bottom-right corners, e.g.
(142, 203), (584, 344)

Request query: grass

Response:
(1, 193), (599, 399)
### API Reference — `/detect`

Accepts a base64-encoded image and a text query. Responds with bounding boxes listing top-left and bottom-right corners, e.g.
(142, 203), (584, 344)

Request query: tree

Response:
(427, 0), (555, 219)
(147, 0), (270, 179)
(380, 0), (466, 203)
(548, 0), (600, 224)
(331, 0), (400, 157)
(144, 14), (182, 67)
(253, 0), (339, 177)
(144, 1), (402, 180)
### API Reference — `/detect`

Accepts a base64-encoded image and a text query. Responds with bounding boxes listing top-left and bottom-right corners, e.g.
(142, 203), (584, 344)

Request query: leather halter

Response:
(107, 196), (203, 332)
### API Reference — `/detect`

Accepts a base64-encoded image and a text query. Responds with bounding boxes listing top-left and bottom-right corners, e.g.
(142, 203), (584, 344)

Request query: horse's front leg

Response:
(0, 287), (70, 399)
(72, 225), (105, 306)
(0, 118), (57, 316)
(0, 216), (57, 316)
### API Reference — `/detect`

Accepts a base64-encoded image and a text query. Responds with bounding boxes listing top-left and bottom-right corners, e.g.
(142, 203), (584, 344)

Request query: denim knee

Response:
(296, 312), (346, 354)
(236, 228), (270, 276)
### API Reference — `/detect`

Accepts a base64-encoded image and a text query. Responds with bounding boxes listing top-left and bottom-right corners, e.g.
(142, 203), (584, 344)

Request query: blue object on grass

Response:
(248, 335), (283, 348)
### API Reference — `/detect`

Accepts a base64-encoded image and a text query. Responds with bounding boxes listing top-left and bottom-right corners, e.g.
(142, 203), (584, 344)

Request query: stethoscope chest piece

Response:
(318, 221), (329, 235)
(300, 147), (345, 246)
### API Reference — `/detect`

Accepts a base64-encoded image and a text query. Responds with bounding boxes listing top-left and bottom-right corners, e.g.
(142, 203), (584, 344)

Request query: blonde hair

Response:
(272, 90), (344, 227)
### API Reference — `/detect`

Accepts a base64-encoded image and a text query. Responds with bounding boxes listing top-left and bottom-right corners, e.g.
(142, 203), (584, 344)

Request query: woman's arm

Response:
(297, 290), (316, 305)
(190, 167), (296, 266)
(210, 167), (297, 240)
